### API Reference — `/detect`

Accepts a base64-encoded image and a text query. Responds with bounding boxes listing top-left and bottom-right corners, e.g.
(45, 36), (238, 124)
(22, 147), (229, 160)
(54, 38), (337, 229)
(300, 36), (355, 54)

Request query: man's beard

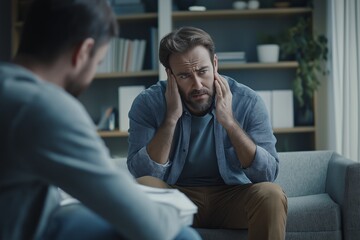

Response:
(65, 81), (85, 97)
(181, 88), (214, 116)
(64, 75), (88, 98)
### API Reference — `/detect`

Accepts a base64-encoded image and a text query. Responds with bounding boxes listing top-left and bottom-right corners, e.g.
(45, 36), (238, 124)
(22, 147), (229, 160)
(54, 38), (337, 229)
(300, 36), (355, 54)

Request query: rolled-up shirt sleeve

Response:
(239, 93), (279, 182)
(243, 145), (279, 182)
(127, 146), (172, 179)
(127, 86), (171, 180)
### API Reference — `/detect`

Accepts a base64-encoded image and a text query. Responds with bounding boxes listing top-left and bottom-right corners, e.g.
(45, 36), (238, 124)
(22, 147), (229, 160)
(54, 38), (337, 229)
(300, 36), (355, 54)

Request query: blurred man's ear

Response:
(213, 54), (218, 72)
(71, 38), (95, 70)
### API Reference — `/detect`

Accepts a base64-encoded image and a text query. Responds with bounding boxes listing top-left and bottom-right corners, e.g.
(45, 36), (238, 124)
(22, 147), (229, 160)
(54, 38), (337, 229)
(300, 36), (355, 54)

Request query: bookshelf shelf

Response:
(273, 127), (315, 134)
(95, 70), (158, 79)
(117, 12), (157, 22)
(14, 13), (158, 28)
(16, 8), (310, 25)
(219, 61), (298, 70)
(98, 130), (128, 138)
(98, 127), (315, 138)
(173, 8), (312, 20)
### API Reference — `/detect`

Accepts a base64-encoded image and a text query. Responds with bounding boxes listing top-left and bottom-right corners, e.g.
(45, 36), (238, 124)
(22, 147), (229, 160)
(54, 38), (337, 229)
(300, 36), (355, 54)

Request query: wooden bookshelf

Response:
(117, 12), (157, 22)
(99, 126), (316, 138)
(173, 8), (312, 20)
(219, 61), (298, 70)
(11, 0), (317, 152)
(15, 12), (158, 28)
(273, 127), (315, 134)
(94, 62), (298, 79)
(98, 130), (128, 138)
(95, 70), (158, 79)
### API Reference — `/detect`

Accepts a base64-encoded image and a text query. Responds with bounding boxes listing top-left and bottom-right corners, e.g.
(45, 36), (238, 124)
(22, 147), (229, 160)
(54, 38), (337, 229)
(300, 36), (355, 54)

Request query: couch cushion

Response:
(196, 228), (247, 240)
(196, 193), (341, 240)
(287, 193), (341, 232)
(196, 229), (341, 240)
(276, 151), (333, 197)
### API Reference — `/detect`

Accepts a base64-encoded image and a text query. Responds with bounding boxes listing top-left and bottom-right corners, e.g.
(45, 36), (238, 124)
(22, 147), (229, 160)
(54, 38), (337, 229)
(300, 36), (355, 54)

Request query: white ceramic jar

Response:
(248, 0), (260, 9)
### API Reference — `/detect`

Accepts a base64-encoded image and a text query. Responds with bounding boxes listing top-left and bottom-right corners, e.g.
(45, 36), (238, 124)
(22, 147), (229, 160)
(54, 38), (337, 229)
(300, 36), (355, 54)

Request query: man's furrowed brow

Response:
(197, 66), (209, 71)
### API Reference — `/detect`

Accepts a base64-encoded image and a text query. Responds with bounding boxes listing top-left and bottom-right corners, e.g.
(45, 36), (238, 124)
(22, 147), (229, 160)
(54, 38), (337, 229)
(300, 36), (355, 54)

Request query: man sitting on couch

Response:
(128, 26), (288, 240)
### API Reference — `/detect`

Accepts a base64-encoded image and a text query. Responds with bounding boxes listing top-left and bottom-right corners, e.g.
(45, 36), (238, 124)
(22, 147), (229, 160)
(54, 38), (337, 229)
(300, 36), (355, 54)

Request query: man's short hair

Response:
(159, 26), (216, 69)
(17, 0), (118, 62)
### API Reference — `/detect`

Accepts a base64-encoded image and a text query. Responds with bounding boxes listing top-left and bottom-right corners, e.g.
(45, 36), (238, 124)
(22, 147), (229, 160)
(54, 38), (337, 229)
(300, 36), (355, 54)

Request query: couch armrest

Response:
(326, 152), (360, 240)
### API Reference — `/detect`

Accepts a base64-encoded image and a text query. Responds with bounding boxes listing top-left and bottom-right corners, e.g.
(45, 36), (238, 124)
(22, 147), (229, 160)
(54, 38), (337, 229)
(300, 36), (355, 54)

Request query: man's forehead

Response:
(175, 64), (209, 74)
(172, 56), (210, 71)
(170, 47), (211, 66)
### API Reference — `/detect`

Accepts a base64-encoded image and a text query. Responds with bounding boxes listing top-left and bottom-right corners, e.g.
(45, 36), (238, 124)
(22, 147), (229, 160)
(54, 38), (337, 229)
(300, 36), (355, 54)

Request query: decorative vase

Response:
(295, 104), (314, 126)
(248, 0), (260, 9)
(257, 44), (280, 63)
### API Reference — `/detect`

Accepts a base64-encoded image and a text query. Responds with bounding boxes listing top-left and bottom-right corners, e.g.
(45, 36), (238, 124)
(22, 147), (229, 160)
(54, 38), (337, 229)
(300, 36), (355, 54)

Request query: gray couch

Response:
(116, 151), (360, 240)
(196, 151), (360, 240)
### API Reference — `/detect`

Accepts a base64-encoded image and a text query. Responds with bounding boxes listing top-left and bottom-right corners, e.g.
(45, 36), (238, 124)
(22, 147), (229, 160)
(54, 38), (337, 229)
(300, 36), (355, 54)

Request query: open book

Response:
(136, 184), (198, 226)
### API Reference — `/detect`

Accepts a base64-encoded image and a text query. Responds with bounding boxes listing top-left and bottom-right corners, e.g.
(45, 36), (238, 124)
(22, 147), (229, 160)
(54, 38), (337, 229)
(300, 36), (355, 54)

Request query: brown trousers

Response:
(137, 177), (288, 240)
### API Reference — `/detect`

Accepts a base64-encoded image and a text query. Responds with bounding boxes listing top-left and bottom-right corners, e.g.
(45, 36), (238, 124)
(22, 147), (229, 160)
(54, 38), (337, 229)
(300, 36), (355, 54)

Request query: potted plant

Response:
(257, 34), (280, 63)
(279, 17), (328, 125)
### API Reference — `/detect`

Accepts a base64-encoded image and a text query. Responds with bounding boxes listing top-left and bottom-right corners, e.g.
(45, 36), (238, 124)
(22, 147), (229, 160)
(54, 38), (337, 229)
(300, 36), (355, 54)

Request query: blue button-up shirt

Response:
(128, 75), (279, 185)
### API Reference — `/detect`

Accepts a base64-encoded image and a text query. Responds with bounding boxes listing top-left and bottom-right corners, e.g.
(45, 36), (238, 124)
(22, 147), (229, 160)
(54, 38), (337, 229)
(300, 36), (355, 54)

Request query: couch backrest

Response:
(116, 151), (335, 198)
(275, 151), (334, 197)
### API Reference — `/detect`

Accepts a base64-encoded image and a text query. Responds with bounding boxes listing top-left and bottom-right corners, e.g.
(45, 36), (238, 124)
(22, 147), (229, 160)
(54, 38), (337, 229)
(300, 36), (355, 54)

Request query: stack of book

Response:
(97, 37), (146, 73)
(216, 51), (247, 64)
(110, 0), (145, 15)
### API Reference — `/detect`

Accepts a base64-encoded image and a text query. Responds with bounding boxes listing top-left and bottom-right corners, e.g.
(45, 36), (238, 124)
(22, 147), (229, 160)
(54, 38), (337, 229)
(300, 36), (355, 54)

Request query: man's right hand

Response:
(146, 70), (183, 165)
(165, 69), (183, 124)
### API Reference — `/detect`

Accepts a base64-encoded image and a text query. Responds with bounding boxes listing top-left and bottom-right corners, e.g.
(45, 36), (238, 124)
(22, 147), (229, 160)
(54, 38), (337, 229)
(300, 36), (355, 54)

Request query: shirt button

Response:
(183, 149), (186, 152)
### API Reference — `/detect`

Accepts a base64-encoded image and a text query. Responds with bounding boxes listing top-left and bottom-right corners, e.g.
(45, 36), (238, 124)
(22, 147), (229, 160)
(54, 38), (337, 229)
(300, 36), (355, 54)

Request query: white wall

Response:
(314, 0), (335, 151)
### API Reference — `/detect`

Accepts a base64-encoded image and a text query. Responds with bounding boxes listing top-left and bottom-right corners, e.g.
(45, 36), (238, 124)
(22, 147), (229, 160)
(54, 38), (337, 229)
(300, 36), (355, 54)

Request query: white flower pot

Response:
(257, 44), (280, 63)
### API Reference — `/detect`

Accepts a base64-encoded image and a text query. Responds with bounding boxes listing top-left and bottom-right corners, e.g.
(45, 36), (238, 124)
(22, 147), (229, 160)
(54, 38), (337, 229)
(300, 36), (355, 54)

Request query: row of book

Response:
(97, 38), (146, 73)
(217, 51), (247, 64)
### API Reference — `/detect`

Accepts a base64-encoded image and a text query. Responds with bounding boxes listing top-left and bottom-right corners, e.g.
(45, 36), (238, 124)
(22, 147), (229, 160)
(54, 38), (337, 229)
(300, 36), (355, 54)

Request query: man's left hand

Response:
(214, 73), (235, 129)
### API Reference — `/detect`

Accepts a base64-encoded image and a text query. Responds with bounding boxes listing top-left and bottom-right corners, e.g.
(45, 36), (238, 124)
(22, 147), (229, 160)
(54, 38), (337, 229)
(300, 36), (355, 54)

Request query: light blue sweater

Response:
(0, 63), (182, 240)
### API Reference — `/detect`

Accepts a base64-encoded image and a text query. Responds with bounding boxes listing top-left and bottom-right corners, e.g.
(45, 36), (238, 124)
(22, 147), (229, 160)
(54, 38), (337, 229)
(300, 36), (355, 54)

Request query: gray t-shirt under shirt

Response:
(176, 113), (224, 186)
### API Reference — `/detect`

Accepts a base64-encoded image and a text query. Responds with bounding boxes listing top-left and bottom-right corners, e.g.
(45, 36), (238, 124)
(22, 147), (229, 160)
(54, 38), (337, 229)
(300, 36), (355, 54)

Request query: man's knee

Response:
(136, 176), (170, 188)
(254, 182), (287, 213)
